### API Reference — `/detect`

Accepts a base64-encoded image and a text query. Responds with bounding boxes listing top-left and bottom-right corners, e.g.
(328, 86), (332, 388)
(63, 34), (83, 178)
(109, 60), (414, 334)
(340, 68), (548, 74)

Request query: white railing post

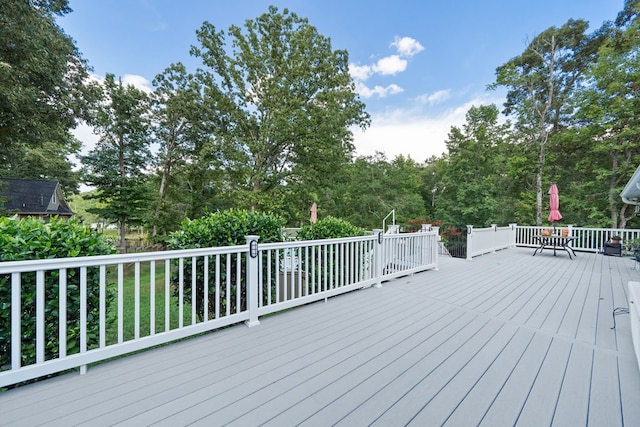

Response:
(245, 235), (260, 327)
(432, 226), (440, 271)
(373, 229), (383, 288)
(509, 223), (517, 247)
(466, 225), (474, 260)
(491, 224), (497, 253)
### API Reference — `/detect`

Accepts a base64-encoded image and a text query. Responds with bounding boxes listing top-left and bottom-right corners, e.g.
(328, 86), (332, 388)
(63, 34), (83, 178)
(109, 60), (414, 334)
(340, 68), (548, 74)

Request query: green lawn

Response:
(105, 261), (193, 345)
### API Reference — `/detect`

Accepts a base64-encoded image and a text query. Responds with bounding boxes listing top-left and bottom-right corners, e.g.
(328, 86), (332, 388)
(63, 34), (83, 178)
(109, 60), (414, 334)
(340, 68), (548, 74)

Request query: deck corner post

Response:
(431, 226), (440, 270)
(372, 229), (383, 288)
(491, 224), (497, 252)
(466, 225), (473, 261)
(509, 223), (517, 247)
(245, 235), (261, 328)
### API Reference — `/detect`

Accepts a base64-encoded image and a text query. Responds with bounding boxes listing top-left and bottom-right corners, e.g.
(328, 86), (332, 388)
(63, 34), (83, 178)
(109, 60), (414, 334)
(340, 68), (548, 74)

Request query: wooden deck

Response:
(2, 247), (639, 426)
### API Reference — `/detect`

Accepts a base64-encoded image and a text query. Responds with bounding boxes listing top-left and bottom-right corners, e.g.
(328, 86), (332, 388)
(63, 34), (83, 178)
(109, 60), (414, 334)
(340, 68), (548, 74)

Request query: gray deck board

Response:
(477, 333), (554, 426)
(515, 337), (572, 426)
(1, 248), (639, 426)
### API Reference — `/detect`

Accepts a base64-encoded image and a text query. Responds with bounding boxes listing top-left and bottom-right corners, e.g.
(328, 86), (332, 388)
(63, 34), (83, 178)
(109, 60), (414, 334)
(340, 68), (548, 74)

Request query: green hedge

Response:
(297, 216), (365, 240)
(0, 216), (115, 369)
(297, 217), (366, 290)
(167, 210), (285, 320)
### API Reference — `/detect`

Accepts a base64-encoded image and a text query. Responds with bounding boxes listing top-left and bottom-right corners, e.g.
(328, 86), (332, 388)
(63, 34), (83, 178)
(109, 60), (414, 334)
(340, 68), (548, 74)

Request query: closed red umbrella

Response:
(548, 183), (562, 224)
(310, 202), (317, 223)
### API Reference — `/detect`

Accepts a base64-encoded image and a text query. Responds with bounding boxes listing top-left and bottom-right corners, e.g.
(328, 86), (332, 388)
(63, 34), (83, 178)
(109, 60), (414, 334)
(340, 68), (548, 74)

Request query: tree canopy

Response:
(5, 2), (640, 239)
(0, 0), (96, 192)
(189, 6), (370, 212)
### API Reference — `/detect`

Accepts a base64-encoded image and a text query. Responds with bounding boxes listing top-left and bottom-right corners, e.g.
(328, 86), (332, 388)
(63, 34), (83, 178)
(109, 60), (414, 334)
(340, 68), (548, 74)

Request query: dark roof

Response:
(1, 178), (73, 216)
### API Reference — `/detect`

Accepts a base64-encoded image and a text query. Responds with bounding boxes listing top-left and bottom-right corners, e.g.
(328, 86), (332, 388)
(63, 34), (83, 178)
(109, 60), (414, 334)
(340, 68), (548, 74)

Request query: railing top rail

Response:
(261, 234), (375, 250)
(0, 244), (247, 273)
(384, 230), (437, 239)
(0, 229), (440, 274)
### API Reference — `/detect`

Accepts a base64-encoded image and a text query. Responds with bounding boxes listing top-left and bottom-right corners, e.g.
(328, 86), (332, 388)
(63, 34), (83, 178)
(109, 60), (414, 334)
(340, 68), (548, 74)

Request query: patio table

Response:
(532, 235), (576, 259)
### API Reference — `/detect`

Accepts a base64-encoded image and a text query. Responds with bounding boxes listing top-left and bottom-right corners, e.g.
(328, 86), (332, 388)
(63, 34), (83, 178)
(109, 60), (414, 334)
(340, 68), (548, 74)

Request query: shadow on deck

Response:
(1, 248), (640, 426)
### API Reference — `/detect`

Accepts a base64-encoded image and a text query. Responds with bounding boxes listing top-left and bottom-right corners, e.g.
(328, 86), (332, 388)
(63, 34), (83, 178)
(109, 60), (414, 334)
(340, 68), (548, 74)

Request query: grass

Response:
(104, 261), (193, 345)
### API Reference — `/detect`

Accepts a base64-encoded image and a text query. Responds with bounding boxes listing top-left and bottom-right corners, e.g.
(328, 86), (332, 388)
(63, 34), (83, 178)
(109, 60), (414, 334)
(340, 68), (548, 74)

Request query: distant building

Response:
(0, 178), (74, 219)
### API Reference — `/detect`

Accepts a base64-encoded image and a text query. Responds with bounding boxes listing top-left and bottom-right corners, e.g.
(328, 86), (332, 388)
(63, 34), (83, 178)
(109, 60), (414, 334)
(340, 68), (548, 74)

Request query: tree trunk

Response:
(536, 153), (543, 226)
(118, 132), (126, 253)
(533, 34), (556, 227)
(610, 152), (619, 228)
(119, 218), (127, 254)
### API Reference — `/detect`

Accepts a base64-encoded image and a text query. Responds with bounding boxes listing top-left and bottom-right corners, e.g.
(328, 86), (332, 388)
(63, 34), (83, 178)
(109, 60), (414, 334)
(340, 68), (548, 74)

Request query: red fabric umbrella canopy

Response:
(548, 183), (563, 223)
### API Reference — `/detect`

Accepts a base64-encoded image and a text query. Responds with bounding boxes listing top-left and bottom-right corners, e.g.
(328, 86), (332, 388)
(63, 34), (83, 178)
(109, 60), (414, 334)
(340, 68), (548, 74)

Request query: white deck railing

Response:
(462, 224), (640, 259)
(0, 230), (438, 388)
(516, 225), (640, 253)
(466, 224), (517, 259)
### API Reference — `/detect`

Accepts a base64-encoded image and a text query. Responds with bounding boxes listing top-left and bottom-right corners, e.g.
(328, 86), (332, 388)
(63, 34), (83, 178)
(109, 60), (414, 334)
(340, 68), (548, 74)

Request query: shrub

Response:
(167, 210), (285, 320)
(0, 216), (115, 369)
(296, 217), (366, 291)
(297, 216), (365, 240)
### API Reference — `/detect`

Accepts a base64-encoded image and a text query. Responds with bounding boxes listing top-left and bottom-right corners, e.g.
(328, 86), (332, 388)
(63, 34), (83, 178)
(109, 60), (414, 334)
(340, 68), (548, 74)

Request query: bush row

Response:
(0, 216), (115, 369)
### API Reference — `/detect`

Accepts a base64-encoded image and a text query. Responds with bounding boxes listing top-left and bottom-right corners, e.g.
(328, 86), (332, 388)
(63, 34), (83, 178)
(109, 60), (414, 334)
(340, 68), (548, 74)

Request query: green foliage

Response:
(147, 63), (209, 237)
(491, 19), (608, 225)
(167, 210), (285, 320)
(295, 217), (365, 291)
(625, 238), (640, 252)
(297, 216), (365, 240)
(320, 153), (426, 230)
(190, 6), (369, 213)
(82, 74), (153, 249)
(0, 216), (115, 369)
(0, 0), (96, 188)
(570, 21), (640, 228)
(435, 105), (514, 228)
(168, 209), (285, 249)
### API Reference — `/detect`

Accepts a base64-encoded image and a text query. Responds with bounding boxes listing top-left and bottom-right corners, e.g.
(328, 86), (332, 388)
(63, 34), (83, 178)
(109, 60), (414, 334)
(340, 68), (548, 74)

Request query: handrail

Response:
(382, 209), (395, 232)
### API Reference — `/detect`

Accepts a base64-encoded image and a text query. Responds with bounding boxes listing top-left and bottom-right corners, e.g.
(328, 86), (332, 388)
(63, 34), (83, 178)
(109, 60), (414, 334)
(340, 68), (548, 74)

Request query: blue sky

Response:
(59, 0), (624, 162)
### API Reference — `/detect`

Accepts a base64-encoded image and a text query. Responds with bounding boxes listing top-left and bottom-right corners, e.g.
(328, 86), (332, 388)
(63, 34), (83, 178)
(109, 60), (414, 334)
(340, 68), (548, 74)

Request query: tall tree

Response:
(0, 0), (96, 190)
(491, 20), (605, 225)
(436, 105), (513, 227)
(149, 63), (210, 236)
(82, 74), (152, 252)
(572, 6), (640, 228)
(329, 153), (425, 230)
(190, 6), (369, 213)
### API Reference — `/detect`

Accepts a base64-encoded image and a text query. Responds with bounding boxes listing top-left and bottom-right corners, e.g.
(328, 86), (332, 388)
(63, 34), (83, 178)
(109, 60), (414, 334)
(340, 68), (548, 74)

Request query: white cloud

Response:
(356, 82), (404, 98)
(122, 74), (153, 93)
(391, 36), (424, 57)
(372, 55), (407, 76)
(349, 36), (423, 98)
(416, 89), (451, 105)
(352, 94), (505, 161)
(349, 63), (373, 81)
(72, 122), (100, 155)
